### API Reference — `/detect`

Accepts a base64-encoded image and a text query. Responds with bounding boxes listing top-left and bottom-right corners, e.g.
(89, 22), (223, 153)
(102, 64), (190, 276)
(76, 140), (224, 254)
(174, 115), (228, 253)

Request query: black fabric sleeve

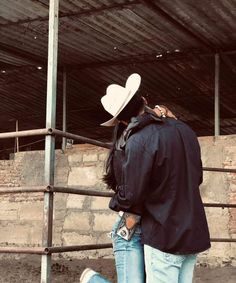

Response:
(109, 136), (156, 214)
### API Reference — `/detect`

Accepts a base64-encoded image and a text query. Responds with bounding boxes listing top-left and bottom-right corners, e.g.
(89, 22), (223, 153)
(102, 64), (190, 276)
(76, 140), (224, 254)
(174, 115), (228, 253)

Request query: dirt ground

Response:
(0, 256), (235, 283)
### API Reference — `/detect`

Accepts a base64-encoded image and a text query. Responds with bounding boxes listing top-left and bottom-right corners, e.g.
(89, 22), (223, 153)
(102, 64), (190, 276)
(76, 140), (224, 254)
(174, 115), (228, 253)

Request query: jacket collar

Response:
(117, 106), (163, 150)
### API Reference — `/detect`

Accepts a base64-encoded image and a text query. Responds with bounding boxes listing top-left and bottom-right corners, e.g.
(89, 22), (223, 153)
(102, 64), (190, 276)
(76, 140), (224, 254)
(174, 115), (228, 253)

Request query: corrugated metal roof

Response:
(154, 0), (236, 48)
(0, 0), (236, 155)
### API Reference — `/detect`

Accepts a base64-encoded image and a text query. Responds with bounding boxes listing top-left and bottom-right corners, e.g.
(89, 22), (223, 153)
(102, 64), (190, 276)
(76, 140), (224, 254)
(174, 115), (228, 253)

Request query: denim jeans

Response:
(86, 215), (145, 283)
(144, 244), (197, 283)
(111, 216), (145, 283)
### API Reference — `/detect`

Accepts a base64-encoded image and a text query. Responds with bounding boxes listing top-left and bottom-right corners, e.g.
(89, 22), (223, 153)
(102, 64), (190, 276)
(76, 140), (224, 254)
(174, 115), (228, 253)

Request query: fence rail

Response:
(1, 186), (236, 208)
(1, 237), (236, 256)
(0, 128), (50, 139)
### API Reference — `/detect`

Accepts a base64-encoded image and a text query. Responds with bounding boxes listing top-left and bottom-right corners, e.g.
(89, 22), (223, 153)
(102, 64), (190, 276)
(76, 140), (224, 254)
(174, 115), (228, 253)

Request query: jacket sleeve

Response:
(109, 135), (156, 214)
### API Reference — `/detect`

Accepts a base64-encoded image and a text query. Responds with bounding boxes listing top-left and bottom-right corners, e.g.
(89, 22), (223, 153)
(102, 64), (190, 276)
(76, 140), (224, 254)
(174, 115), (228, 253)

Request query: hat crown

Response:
(100, 73), (141, 126)
(101, 85), (130, 116)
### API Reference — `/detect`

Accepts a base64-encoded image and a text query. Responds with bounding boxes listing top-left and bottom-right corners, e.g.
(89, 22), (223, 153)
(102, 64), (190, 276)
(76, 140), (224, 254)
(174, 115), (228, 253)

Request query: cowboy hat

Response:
(101, 73), (141, 126)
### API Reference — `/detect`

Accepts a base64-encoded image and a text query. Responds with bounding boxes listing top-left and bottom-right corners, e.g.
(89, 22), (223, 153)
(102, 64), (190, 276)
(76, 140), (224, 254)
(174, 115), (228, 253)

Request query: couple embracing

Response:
(80, 74), (210, 283)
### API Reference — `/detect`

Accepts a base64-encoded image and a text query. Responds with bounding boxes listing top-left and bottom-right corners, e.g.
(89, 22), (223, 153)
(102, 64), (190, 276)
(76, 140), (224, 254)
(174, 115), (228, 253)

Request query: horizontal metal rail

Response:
(211, 238), (236, 242)
(0, 244), (113, 255)
(1, 238), (236, 255)
(0, 128), (52, 139)
(46, 240), (236, 249)
(52, 186), (114, 197)
(203, 167), (236, 173)
(0, 247), (46, 254)
(0, 186), (48, 194)
(1, 186), (236, 209)
(204, 203), (236, 208)
(46, 240), (236, 253)
(53, 187), (236, 208)
(46, 243), (113, 254)
(51, 129), (111, 149)
(0, 127), (111, 149)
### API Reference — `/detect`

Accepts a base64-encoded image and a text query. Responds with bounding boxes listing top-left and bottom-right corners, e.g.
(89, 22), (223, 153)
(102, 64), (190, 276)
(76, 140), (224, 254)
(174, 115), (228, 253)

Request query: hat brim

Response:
(100, 116), (119, 127)
(100, 89), (134, 126)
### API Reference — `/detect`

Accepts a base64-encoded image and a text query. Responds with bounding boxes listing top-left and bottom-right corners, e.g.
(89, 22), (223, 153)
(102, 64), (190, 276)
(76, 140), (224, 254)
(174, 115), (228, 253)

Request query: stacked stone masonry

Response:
(0, 137), (235, 265)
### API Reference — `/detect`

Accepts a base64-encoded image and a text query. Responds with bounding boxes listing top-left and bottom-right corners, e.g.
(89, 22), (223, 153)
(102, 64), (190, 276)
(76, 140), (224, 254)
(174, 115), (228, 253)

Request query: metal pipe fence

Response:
(0, 1), (235, 282)
(0, 128), (235, 282)
(0, 119), (235, 278)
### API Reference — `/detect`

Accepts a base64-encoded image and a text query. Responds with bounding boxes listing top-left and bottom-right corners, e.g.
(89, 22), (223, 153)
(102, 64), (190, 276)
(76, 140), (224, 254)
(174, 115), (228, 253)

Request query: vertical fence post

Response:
(62, 68), (67, 151)
(214, 53), (220, 136)
(41, 0), (59, 282)
(15, 120), (19, 152)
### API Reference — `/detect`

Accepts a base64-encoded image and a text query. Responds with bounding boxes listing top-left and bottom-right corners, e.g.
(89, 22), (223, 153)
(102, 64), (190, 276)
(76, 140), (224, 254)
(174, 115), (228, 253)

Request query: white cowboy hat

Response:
(101, 73), (141, 126)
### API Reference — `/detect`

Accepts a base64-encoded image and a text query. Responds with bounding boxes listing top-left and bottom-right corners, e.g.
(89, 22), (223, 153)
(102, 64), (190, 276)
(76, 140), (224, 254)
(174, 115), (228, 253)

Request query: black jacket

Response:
(109, 112), (211, 254)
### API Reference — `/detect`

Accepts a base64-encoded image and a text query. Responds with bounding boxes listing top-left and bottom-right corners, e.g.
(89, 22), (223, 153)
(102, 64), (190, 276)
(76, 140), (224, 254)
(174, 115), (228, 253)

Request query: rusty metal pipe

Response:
(46, 243), (112, 254)
(53, 186), (113, 197)
(210, 238), (236, 242)
(0, 186), (48, 194)
(204, 203), (236, 208)
(0, 128), (52, 139)
(0, 247), (46, 254)
(203, 167), (236, 173)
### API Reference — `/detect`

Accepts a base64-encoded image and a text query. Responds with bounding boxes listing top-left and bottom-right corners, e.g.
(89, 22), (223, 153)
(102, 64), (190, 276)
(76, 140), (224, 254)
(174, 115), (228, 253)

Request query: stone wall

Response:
(0, 136), (236, 265)
(198, 135), (236, 266)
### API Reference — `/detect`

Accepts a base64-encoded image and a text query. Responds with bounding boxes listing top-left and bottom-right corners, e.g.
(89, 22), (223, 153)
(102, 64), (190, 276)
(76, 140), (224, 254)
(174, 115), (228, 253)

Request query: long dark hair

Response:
(103, 94), (145, 191)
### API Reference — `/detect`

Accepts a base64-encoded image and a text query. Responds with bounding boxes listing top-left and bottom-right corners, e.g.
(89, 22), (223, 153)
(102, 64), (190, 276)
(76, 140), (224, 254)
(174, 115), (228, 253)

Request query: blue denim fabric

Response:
(111, 216), (145, 283)
(144, 244), (197, 283)
(86, 216), (145, 283)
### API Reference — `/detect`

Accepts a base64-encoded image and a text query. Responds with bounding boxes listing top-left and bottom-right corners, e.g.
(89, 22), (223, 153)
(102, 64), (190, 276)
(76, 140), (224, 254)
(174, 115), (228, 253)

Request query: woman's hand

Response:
(152, 105), (177, 119)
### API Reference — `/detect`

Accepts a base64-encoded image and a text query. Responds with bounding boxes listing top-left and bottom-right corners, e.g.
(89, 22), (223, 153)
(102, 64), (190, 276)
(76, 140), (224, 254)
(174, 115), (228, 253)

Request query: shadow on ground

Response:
(0, 256), (235, 282)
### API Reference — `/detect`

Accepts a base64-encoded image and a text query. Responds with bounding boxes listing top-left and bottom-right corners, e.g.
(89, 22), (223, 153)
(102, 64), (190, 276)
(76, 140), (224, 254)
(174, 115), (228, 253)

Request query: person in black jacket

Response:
(81, 74), (148, 283)
(80, 73), (210, 283)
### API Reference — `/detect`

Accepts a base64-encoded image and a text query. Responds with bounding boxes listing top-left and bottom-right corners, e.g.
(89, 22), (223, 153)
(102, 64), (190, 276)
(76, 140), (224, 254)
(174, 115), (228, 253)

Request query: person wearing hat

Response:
(80, 74), (210, 283)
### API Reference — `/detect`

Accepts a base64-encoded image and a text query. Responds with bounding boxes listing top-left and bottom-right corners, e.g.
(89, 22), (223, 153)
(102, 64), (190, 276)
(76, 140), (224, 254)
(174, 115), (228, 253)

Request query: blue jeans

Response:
(86, 215), (145, 283)
(144, 244), (197, 283)
(111, 216), (145, 283)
